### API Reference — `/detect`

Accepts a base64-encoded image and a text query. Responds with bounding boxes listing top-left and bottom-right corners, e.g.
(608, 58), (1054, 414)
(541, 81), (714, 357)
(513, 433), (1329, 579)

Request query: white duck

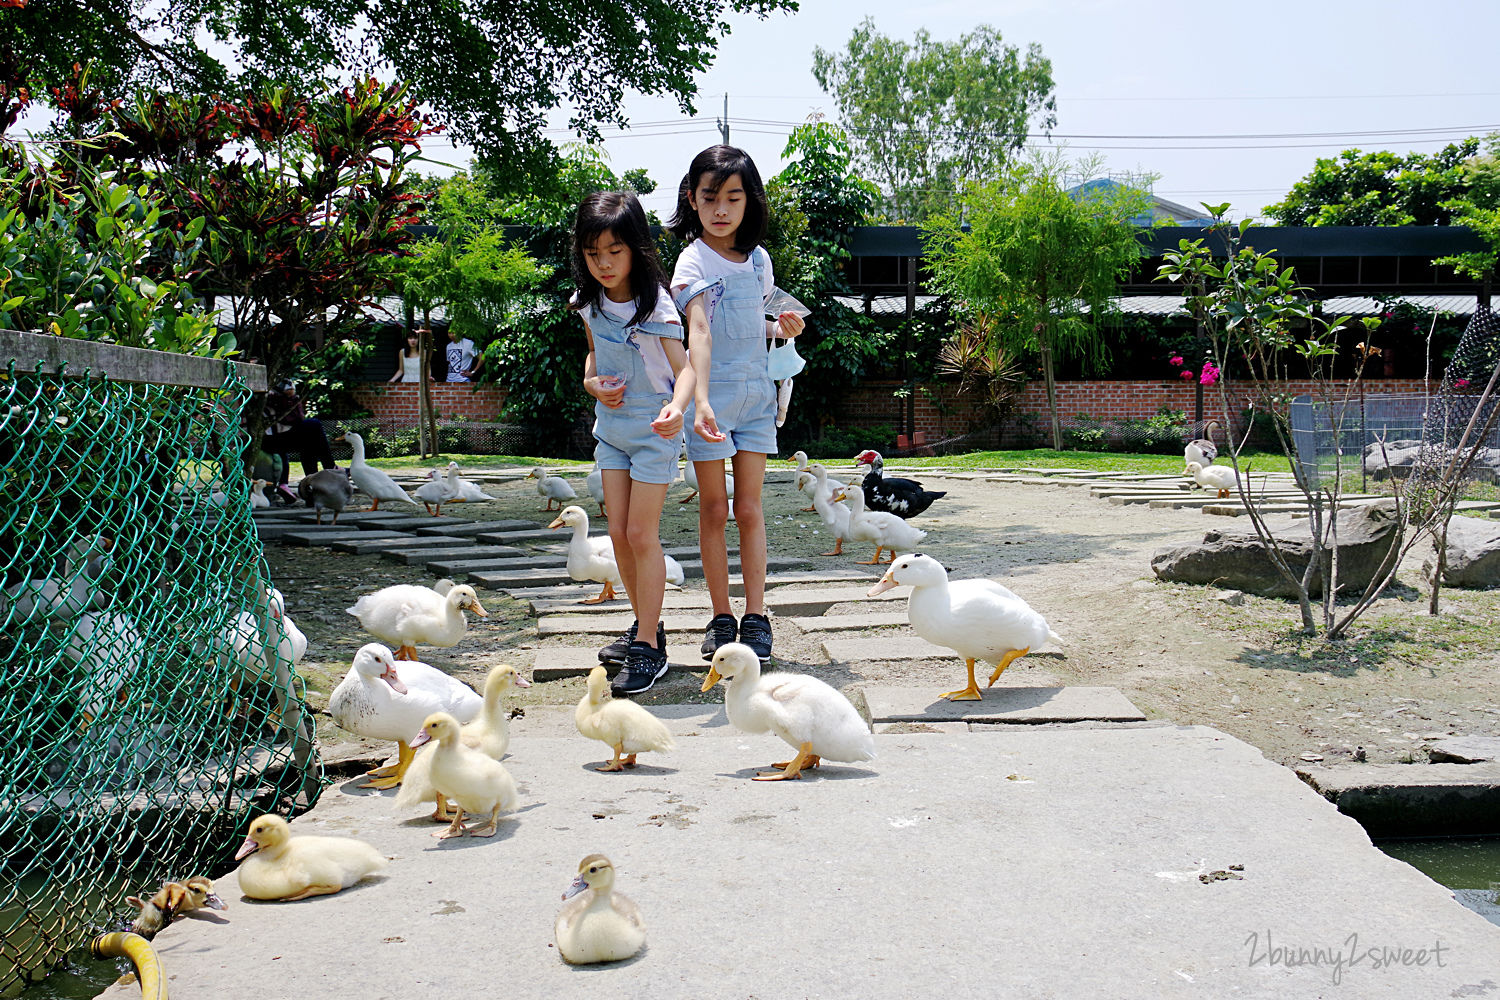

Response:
(328, 643), (482, 788)
(233, 814), (386, 901)
(575, 665), (675, 771)
(555, 855), (646, 965)
(806, 464), (851, 557)
(586, 465), (608, 519)
(1183, 420), (1222, 475)
(529, 466), (577, 511)
(345, 582), (489, 660)
(790, 450), (845, 512)
(218, 588), (303, 711)
(249, 479), (270, 509)
(1187, 460), (1239, 499)
(702, 643), (875, 781)
(839, 487), (927, 565)
(3, 534), (112, 621)
(548, 505), (683, 604)
(397, 664), (530, 821)
(444, 462), (494, 503)
(268, 587), (307, 664)
(62, 611), (142, 726)
(415, 469), (456, 517)
(337, 431), (416, 510)
(869, 553), (1061, 702)
(408, 712), (519, 839)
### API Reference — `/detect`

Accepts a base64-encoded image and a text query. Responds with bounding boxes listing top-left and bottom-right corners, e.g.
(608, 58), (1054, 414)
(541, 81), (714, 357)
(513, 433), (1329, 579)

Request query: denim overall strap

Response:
(589, 304), (663, 402)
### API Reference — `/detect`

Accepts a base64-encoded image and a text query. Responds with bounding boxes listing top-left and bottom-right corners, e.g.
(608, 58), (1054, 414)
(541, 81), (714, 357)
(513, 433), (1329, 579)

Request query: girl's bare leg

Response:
(731, 451), (767, 616)
(694, 459), (732, 617)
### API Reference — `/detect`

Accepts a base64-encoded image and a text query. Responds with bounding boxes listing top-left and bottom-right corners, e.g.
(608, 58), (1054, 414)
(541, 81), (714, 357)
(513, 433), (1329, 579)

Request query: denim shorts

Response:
(594, 400), (679, 485)
(684, 375), (778, 462)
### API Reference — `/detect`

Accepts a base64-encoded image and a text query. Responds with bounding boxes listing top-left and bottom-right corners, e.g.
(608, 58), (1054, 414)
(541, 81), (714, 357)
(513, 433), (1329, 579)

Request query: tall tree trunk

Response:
(1041, 334), (1060, 450)
(418, 309), (436, 459)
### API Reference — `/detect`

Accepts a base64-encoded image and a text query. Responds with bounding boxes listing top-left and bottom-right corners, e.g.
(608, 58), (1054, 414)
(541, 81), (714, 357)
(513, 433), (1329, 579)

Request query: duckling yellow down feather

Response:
(233, 814), (386, 901)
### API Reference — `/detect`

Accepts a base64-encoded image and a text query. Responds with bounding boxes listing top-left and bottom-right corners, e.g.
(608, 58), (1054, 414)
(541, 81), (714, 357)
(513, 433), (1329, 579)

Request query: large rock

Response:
(1364, 439), (1500, 483)
(1151, 500), (1400, 598)
(1422, 515), (1500, 589)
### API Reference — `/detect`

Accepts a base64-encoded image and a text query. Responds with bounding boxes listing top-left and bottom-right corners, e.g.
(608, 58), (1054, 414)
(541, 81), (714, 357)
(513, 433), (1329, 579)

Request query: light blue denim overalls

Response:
(676, 247), (778, 461)
(589, 298), (681, 485)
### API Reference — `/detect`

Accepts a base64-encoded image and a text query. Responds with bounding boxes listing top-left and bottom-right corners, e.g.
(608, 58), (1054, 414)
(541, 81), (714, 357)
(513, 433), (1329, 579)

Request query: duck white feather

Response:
(415, 469), (457, 516)
(329, 643), (482, 788)
(529, 466), (577, 511)
(806, 464), (851, 556)
(338, 432), (417, 509)
(680, 459), (733, 504)
(555, 854), (646, 964)
(869, 553), (1061, 702)
(840, 487), (927, 565)
(702, 643), (874, 780)
(791, 451), (844, 510)
(575, 666), (675, 771)
(408, 712), (519, 838)
(233, 814), (386, 901)
(1187, 460), (1239, 498)
(345, 582), (488, 660)
(586, 465), (607, 518)
(444, 462), (494, 502)
(61, 611), (142, 723)
(397, 664), (530, 820)
(2, 534), (111, 621)
(548, 505), (683, 603)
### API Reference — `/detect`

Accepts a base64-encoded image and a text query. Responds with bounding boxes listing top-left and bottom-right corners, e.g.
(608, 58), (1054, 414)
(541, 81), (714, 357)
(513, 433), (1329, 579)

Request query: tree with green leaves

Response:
(1263, 139), (1480, 226)
(812, 19), (1055, 223)
(1436, 133), (1500, 281)
(0, 0), (797, 181)
(921, 152), (1150, 450)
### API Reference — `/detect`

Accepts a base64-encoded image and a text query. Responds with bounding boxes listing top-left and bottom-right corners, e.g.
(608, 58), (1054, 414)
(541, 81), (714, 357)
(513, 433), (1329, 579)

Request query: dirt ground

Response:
(268, 466), (1500, 770)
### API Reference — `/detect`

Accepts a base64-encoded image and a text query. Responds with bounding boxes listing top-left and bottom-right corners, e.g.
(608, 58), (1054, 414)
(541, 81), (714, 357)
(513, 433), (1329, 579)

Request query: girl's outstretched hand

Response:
(776, 312), (806, 338)
(651, 403), (683, 439)
(694, 401), (726, 443)
(585, 375), (625, 409)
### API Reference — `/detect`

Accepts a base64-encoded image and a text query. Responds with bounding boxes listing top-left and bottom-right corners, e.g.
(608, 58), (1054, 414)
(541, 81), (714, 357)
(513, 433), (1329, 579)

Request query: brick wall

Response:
(351, 382), (509, 432)
(829, 378), (1437, 447)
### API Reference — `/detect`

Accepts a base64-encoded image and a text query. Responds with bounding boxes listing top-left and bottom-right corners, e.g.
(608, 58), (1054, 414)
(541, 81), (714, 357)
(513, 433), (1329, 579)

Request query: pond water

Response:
(1377, 837), (1500, 928)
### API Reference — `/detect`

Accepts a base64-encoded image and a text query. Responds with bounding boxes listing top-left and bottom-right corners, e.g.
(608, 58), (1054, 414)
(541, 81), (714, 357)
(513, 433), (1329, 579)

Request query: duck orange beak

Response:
(466, 598), (489, 618)
(867, 570), (898, 597)
(700, 666), (723, 693)
(234, 837), (259, 861)
(380, 665), (408, 695)
(547, 517), (565, 529)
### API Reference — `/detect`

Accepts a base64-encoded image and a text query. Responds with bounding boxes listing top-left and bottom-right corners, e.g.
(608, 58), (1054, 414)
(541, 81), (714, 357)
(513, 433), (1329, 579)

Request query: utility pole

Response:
(717, 93), (729, 145)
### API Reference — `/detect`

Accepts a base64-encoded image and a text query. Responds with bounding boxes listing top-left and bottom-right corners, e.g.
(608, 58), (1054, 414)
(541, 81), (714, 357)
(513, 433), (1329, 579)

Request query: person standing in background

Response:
(389, 330), (427, 382)
(445, 328), (478, 383)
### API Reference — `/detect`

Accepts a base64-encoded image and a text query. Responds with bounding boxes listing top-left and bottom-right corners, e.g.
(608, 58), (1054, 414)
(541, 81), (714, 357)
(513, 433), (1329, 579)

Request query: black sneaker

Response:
(739, 613), (773, 663)
(611, 641), (669, 696)
(700, 613), (738, 661)
(600, 621), (666, 664)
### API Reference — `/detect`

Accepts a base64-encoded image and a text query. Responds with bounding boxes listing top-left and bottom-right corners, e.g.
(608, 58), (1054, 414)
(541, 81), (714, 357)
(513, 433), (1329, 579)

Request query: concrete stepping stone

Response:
(424, 549), (534, 575)
(352, 515), (450, 531)
(252, 522), (311, 541)
(468, 555), (809, 590)
(822, 635), (952, 662)
(416, 520), (537, 537)
(384, 544), (509, 566)
(476, 527), (605, 545)
(527, 646), (702, 681)
(494, 568), (874, 602)
(329, 532), (444, 555)
(784, 612), (908, 632)
(763, 585), (908, 616)
(283, 528), (404, 547)
(863, 685), (1145, 724)
(528, 590), (716, 616)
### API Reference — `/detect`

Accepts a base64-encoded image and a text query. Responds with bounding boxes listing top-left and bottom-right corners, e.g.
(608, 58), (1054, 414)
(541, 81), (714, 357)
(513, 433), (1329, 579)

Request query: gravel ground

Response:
(268, 464), (1500, 769)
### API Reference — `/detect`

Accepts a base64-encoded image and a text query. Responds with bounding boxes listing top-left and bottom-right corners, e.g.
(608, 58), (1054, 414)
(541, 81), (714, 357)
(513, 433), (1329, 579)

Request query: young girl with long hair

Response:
(668, 145), (805, 664)
(572, 190), (696, 696)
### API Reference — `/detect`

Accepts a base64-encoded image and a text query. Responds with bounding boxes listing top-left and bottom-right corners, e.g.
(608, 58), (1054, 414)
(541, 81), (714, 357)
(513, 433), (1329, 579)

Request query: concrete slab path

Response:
(864, 685), (1146, 723)
(103, 727), (1500, 999)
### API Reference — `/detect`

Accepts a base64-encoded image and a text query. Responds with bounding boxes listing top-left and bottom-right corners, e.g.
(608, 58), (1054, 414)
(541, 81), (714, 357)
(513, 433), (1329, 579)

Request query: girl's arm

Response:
(580, 321), (625, 409)
(681, 292), (725, 442)
(650, 337), (695, 439)
(768, 312), (806, 339)
(389, 350), (404, 382)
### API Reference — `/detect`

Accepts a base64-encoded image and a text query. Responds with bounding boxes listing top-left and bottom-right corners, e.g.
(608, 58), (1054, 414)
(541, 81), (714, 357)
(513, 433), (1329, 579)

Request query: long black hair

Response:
(666, 145), (767, 253)
(571, 190), (668, 327)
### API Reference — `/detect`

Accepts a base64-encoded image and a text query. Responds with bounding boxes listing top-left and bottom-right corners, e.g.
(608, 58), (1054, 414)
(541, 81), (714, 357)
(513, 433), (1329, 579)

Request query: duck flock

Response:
(13, 447), (1081, 967)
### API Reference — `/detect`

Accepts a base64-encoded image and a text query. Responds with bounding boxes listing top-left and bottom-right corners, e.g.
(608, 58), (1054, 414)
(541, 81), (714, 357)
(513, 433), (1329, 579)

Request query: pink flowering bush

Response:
(1199, 361), (1220, 386)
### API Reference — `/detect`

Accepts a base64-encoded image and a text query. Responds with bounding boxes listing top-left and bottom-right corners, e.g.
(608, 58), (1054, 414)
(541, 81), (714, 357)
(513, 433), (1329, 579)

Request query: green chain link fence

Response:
(0, 331), (322, 997)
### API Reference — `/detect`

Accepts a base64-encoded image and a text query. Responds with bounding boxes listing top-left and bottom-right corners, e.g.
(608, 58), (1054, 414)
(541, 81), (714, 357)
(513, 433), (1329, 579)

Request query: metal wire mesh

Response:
(1408, 309), (1500, 504)
(0, 352), (322, 996)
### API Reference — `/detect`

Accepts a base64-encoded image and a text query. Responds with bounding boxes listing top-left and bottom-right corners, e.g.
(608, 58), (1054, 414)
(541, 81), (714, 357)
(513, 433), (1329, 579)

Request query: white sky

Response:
(414, 0), (1500, 222)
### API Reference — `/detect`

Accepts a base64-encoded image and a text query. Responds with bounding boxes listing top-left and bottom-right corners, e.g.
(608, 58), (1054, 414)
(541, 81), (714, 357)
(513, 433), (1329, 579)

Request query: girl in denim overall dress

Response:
(572, 192), (697, 696)
(668, 145), (806, 664)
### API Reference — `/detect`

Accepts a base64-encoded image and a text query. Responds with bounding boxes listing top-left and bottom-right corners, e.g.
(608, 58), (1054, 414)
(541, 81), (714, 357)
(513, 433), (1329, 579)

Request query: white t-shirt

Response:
(670, 240), (774, 326)
(445, 337), (477, 382)
(577, 289), (682, 394)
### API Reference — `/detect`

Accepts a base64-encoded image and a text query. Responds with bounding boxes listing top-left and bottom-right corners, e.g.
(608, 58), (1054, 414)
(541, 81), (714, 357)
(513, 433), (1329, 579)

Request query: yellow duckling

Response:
(233, 815), (387, 901)
(575, 665), (675, 772)
(555, 854), (646, 965)
(126, 876), (226, 940)
(409, 712), (519, 839)
(702, 643), (875, 781)
(396, 664), (530, 821)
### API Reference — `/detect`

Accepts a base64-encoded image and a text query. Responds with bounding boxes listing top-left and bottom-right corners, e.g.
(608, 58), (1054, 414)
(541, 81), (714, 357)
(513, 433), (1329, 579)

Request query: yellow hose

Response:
(91, 931), (168, 1000)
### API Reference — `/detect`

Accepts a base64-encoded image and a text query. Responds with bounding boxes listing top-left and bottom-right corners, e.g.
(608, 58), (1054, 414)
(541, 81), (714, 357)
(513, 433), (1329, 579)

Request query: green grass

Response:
(363, 453), (594, 473)
(797, 448), (1295, 475)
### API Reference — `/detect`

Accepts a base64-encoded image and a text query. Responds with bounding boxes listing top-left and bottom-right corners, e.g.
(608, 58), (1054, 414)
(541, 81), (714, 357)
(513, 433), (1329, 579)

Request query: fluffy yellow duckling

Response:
(233, 815), (387, 901)
(702, 643), (875, 781)
(409, 712), (519, 839)
(396, 664), (530, 821)
(555, 855), (646, 965)
(575, 665), (675, 771)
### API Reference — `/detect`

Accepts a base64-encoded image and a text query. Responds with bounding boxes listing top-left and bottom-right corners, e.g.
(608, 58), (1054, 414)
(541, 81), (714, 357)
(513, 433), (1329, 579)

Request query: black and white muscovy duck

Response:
(853, 449), (946, 518)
